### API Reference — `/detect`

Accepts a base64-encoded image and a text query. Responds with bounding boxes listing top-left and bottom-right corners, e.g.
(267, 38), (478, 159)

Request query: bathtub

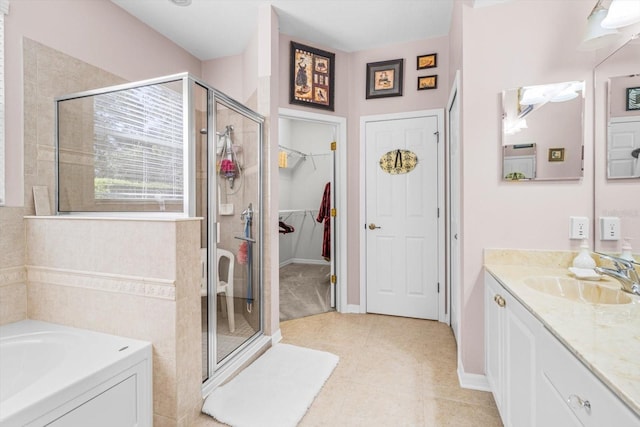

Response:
(0, 320), (152, 427)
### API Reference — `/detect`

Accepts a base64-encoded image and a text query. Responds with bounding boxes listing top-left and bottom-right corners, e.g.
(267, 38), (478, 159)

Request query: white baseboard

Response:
(279, 258), (329, 268)
(457, 365), (490, 391)
(345, 304), (362, 314)
(271, 329), (282, 345)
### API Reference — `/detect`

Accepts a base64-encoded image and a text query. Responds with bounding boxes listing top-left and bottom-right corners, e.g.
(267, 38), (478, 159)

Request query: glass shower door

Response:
(202, 92), (263, 382)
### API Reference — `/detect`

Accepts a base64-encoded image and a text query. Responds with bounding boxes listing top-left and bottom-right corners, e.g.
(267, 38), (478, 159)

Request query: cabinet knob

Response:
(494, 294), (506, 307)
(567, 394), (591, 414)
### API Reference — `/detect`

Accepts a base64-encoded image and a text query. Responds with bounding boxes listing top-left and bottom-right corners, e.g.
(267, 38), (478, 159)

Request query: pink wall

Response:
(202, 54), (244, 101)
(4, 0), (202, 206)
(458, 0), (595, 375)
(277, 34), (450, 303)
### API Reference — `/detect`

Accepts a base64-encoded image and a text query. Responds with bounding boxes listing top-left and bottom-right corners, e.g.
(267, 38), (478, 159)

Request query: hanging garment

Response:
(279, 221), (295, 234)
(316, 182), (331, 260)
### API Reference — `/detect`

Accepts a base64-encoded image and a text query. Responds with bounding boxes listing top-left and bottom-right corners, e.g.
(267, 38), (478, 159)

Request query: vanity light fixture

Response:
(601, 0), (640, 29)
(580, 0), (620, 50)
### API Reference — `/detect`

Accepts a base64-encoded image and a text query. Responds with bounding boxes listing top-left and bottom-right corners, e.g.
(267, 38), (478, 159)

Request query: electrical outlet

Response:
(600, 217), (620, 241)
(569, 216), (589, 239)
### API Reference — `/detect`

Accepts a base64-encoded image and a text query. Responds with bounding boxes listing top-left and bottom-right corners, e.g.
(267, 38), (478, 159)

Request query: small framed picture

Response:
(417, 75), (438, 91)
(366, 59), (404, 99)
(548, 148), (565, 162)
(417, 53), (437, 70)
(626, 87), (640, 111)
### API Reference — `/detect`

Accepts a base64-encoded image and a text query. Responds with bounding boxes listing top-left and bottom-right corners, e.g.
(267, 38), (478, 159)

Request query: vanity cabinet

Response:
(484, 271), (539, 427)
(485, 271), (640, 427)
(537, 325), (640, 427)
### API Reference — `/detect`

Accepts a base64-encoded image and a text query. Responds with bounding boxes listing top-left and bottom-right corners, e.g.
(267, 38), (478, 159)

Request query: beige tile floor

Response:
(196, 312), (502, 426)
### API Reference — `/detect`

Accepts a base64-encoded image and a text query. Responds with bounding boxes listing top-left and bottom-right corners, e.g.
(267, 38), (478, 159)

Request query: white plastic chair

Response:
(200, 248), (235, 333)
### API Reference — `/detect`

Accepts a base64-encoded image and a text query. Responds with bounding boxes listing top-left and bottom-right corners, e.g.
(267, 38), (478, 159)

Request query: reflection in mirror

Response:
(502, 81), (585, 181)
(503, 143), (536, 180)
(607, 73), (640, 178)
(595, 34), (640, 255)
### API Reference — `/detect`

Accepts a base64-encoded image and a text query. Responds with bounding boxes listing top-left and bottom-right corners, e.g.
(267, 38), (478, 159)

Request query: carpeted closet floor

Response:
(279, 263), (333, 321)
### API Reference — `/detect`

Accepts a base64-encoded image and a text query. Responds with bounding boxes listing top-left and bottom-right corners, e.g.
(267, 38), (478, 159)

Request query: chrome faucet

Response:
(594, 252), (640, 296)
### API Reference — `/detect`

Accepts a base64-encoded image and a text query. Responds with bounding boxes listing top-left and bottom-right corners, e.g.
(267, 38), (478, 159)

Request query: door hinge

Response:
(437, 282), (440, 293)
(437, 208), (440, 218)
(331, 275), (337, 284)
(434, 131), (440, 143)
(331, 208), (337, 217)
(330, 141), (337, 151)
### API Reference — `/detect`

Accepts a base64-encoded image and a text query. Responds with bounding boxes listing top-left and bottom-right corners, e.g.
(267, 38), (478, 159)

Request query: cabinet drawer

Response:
(539, 327), (640, 427)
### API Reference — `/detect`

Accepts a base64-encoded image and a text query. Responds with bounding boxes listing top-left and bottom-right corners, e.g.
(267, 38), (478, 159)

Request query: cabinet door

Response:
(504, 291), (540, 427)
(484, 272), (505, 415)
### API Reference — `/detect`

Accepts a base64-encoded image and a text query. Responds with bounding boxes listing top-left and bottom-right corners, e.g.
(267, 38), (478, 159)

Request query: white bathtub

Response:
(0, 320), (152, 427)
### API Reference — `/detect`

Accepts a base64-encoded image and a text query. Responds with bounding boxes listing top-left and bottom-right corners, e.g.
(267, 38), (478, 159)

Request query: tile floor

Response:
(196, 312), (502, 426)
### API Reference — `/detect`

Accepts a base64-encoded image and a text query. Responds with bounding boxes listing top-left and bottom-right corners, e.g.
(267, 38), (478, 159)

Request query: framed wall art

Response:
(418, 75), (438, 91)
(626, 87), (640, 111)
(548, 148), (565, 162)
(417, 53), (437, 70)
(366, 58), (404, 99)
(290, 41), (335, 111)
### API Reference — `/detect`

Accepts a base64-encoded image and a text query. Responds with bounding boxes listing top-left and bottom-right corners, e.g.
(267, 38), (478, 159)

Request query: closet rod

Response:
(278, 144), (307, 157)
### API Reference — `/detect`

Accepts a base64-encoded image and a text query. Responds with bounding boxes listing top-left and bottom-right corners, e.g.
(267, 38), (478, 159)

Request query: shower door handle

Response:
(368, 223), (381, 230)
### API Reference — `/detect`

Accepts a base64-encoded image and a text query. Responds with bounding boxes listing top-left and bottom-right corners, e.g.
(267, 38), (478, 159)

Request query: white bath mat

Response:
(202, 343), (339, 427)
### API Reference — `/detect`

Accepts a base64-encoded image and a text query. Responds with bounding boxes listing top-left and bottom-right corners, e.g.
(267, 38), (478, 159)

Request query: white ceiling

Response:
(110, 0), (454, 61)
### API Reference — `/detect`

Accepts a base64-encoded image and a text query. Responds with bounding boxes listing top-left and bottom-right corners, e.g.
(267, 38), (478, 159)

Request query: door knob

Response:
(368, 223), (381, 230)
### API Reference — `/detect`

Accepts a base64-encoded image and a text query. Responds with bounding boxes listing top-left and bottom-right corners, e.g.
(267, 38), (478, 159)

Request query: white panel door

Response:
(365, 115), (439, 319)
(608, 120), (640, 178)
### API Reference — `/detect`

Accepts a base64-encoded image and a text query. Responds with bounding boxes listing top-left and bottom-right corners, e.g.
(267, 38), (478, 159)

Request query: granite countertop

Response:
(484, 262), (640, 416)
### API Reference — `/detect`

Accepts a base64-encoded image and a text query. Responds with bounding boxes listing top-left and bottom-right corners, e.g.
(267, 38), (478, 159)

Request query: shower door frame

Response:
(201, 81), (267, 393)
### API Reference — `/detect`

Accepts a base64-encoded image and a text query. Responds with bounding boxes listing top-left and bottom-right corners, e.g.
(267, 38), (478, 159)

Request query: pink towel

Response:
(237, 241), (248, 265)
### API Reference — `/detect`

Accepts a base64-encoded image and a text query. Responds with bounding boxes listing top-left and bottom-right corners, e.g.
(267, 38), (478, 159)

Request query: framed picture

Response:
(418, 75), (438, 91)
(626, 87), (640, 111)
(290, 41), (335, 111)
(366, 59), (404, 99)
(548, 148), (565, 162)
(417, 53), (437, 70)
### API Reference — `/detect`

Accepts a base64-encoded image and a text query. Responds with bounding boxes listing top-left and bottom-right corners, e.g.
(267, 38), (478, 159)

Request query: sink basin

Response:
(523, 276), (632, 305)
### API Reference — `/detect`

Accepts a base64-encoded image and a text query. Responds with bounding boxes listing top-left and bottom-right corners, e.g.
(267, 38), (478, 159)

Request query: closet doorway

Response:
(278, 109), (345, 321)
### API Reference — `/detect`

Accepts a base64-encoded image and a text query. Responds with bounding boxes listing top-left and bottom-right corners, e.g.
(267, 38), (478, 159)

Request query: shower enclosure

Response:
(55, 73), (264, 388)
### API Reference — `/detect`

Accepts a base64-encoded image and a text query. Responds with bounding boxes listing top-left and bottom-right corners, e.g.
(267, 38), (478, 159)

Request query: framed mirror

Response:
(606, 73), (640, 178)
(595, 34), (640, 253)
(501, 81), (585, 181)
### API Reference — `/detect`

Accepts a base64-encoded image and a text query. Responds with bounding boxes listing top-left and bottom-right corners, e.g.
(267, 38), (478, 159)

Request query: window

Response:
(57, 79), (185, 213)
(93, 83), (184, 203)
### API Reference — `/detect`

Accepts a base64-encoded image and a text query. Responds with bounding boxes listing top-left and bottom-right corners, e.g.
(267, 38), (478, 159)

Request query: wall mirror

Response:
(606, 73), (640, 178)
(501, 81), (585, 181)
(595, 34), (640, 253)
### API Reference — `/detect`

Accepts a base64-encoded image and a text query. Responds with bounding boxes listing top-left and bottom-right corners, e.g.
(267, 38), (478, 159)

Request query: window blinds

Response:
(93, 83), (184, 201)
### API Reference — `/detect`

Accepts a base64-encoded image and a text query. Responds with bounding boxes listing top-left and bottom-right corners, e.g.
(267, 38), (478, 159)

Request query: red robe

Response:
(316, 182), (331, 260)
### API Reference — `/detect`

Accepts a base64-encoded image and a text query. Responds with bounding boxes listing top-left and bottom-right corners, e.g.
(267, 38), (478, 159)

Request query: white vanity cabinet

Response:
(484, 271), (539, 427)
(485, 270), (640, 427)
(537, 326), (640, 427)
